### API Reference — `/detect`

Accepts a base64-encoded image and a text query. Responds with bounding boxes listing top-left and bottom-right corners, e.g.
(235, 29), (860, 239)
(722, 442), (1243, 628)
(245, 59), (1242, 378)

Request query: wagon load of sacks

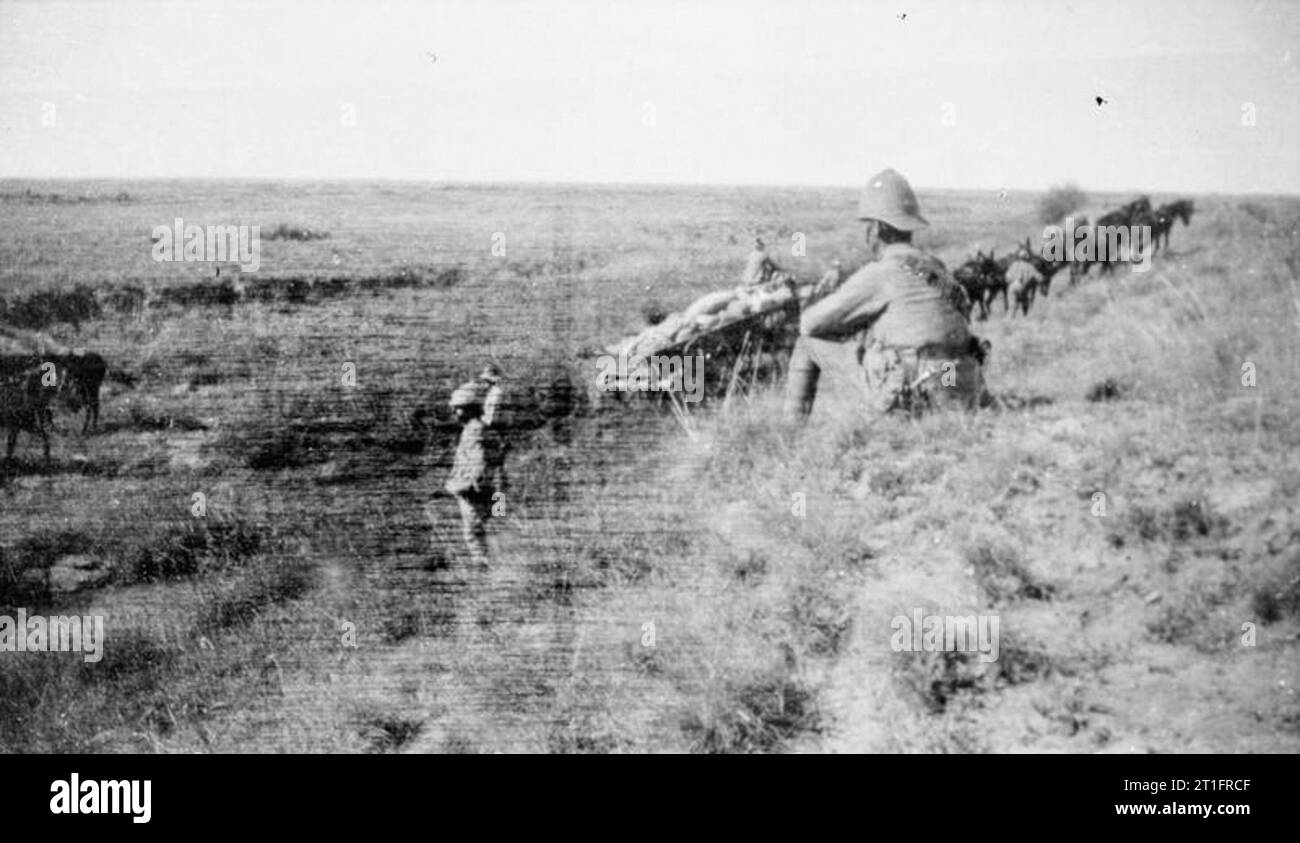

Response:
(606, 276), (805, 360)
(590, 244), (848, 402)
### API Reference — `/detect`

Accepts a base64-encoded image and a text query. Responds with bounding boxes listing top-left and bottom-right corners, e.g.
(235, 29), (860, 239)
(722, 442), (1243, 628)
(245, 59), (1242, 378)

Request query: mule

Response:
(954, 250), (1004, 320)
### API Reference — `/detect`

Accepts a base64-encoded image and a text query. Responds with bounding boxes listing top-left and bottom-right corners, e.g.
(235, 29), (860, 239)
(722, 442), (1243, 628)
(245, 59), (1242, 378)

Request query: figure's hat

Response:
(857, 168), (929, 231)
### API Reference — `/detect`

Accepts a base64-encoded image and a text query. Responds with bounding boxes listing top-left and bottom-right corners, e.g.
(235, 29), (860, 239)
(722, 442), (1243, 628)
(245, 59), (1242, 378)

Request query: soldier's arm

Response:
(799, 266), (887, 339)
(482, 386), (502, 427)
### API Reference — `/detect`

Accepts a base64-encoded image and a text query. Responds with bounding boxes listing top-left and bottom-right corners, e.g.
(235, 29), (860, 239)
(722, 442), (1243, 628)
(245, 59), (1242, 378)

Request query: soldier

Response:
(444, 382), (507, 563)
(475, 363), (510, 496)
(478, 363), (505, 428)
(783, 168), (985, 423)
(1003, 246), (1043, 317)
(741, 236), (793, 288)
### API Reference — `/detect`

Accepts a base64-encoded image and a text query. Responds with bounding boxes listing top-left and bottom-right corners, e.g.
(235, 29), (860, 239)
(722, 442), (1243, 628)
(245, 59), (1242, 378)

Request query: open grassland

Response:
(1, 179), (1297, 752)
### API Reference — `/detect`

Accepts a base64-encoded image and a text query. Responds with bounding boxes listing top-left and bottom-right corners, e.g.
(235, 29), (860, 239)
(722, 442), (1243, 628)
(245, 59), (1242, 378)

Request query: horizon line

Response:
(0, 174), (1294, 200)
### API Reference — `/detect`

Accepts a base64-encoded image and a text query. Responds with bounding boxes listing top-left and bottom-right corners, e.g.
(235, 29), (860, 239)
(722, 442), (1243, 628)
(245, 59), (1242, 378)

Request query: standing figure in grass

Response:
(475, 362), (511, 503)
(477, 363), (505, 428)
(1003, 244), (1043, 318)
(445, 381), (507, 563)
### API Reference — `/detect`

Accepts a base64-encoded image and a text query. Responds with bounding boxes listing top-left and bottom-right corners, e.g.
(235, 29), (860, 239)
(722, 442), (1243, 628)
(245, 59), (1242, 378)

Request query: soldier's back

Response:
(859, 244), (971, 351)
(1005, 259), (1042, 287)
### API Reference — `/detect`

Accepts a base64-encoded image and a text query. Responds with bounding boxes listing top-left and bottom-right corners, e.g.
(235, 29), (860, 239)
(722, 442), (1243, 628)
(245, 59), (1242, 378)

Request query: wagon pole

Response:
(749, 334), (765, 393)
(666, 387), (698, 441)
(721, 329), (752, 413)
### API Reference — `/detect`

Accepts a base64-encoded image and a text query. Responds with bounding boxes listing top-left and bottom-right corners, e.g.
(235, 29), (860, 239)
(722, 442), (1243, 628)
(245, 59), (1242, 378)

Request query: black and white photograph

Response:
(0, 0), (1295, 816)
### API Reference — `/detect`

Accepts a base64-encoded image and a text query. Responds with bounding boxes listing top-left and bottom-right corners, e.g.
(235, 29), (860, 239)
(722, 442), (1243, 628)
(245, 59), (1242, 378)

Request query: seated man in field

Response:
(741, 236), (794, 288)
(783, 168), (984, 423)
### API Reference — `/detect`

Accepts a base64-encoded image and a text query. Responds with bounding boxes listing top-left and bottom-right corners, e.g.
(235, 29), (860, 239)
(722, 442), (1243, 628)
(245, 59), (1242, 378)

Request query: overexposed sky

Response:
(1, 0), (1297, 192)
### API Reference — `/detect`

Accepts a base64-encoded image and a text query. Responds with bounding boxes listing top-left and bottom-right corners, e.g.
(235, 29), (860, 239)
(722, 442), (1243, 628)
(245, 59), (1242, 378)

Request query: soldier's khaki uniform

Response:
(445, 384), (508, 562)
(741, 238), (776, 287)
(783, 167), (988, 422)
(784, 242), (981, 420)
(476, 367), (510, 495)
(1004, 259), (1042, 317)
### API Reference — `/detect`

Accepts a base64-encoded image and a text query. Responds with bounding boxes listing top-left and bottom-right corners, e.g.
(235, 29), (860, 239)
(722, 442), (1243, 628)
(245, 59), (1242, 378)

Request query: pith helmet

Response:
(857, 168), (929, 231)
(449, 382), (485, 409)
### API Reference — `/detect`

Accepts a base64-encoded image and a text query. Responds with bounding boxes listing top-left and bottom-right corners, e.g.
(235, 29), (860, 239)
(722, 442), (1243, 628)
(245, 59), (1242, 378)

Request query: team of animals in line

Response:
(953, 196), (1194, 320)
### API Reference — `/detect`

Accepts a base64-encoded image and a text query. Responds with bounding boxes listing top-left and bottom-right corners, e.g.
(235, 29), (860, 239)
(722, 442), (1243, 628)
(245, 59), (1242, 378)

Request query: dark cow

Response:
(0, 348), (134, 434)
(1, 365), (55, 466)
(58, 350), (127, 433)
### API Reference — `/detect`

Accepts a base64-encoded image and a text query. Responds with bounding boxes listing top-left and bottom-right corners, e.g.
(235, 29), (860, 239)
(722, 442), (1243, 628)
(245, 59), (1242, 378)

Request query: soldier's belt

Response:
(873, 342), (971, 359)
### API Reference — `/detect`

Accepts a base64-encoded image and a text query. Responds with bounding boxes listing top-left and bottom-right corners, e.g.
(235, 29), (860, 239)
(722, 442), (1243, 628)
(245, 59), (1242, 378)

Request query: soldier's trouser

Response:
(455, 494), (493, 561)
(861, 344), (984, 414)
(783, 336), (874, 422)
(784, 335), (983, 421)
